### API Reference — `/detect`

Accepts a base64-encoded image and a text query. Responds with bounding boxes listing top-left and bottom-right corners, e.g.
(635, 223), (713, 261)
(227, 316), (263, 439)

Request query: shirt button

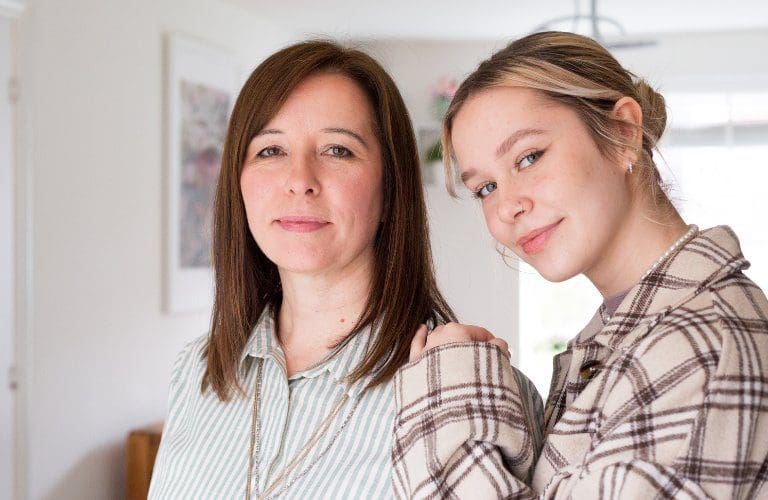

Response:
(579, 360), (604, 381)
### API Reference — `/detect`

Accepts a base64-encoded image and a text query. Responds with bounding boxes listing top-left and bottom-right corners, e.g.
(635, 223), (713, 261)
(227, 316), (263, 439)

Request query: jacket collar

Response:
(576, 226), (749, 351)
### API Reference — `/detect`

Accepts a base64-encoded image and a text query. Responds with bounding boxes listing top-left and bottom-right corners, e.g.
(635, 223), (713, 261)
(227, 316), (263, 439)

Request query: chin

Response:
(530, 260), (580, 283)
(258, 245), (327, 272)
(273, 254), (334, 274)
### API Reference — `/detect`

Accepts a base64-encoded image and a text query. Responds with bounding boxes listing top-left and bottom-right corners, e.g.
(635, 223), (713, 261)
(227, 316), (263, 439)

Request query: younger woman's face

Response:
(451, 87), (631, 282)
(240, 72), (384, 277)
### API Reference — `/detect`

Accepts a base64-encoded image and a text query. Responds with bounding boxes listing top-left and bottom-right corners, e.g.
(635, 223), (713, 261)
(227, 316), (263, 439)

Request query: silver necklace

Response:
(244, 358), (359, 500)
(639, 224), (698, 281)
(600, 224), (698, 324)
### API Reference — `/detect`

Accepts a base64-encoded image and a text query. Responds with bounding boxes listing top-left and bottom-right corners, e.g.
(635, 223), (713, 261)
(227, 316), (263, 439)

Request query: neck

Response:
(586, 203), (688, 299)
(276, 258), (373, 377)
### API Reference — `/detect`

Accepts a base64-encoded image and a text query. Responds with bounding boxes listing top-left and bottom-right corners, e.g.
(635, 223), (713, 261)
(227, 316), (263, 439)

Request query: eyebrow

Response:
(256, 128), (282, 136)
(495, 128), (546, 159)
(322, 127), (369, 149)
(254, 127), (369, 149)
(459, 168), (477, 186)
(459, 128), (548, 185)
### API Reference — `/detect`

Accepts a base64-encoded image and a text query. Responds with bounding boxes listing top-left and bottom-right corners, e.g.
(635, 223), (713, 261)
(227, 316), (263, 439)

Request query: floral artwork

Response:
(164, 33), (237, 312)
(178, 81), (230, 268)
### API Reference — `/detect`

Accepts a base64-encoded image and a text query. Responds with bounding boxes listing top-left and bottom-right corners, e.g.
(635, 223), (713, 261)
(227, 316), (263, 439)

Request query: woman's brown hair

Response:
(203, 40), (455, 401)
(443, 31), (672, 213)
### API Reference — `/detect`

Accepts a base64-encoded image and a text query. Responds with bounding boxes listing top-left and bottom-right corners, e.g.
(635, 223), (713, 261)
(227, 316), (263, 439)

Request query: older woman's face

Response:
(240, 72), (383, 276)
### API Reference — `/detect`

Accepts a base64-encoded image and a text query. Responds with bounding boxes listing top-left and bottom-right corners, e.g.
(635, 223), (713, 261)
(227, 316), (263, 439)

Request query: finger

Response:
(471, 329), (495, 342)
(458, 324), (494, 342)
(409, 324), (429, 362)
(488, 338), (510, 356)
(439, 323), (493, 342)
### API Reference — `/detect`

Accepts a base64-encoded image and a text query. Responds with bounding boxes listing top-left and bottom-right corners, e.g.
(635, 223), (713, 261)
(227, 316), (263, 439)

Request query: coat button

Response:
(579, 360), (603, 381)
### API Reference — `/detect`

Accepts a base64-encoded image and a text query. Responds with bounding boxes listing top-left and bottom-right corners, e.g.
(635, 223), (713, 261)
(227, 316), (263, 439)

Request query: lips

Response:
(516, 219), (563, 255)
(276, 215), (330, 233)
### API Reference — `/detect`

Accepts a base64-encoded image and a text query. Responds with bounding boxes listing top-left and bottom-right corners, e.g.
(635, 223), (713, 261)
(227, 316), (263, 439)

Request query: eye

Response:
(257, 146), (284, 158)
(326, 145), (353, 158)
(474, 181), (497, 200)
(518, 150), (542, 170)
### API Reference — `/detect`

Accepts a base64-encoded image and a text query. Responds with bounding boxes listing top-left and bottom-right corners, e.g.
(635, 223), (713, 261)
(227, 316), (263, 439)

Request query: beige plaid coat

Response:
(392, 226), (768, 499)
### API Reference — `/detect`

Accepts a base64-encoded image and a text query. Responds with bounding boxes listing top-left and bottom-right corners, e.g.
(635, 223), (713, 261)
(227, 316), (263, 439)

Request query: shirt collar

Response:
(239, 306), (284, 367)
(320, 324), (380, 398)
(576, 225), (749, 350)
(238, 307), (381, 398)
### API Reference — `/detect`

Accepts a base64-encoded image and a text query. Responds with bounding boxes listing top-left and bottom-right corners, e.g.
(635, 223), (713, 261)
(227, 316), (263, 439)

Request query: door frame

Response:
(1, 1), (28, 499)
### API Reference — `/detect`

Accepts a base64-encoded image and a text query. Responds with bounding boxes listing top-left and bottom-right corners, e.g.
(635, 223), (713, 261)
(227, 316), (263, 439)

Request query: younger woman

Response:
(393, 31), (768, 499)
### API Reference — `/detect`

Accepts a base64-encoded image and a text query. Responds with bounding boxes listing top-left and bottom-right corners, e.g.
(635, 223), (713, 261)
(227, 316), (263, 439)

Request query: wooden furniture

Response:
(126, 422), (163, 500)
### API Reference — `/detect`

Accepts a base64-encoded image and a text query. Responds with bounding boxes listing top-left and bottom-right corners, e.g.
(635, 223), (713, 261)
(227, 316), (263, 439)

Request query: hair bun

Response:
(634, 79), (667, 147)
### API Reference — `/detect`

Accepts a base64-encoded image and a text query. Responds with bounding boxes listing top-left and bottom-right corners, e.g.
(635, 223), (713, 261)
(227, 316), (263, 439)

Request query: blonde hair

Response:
(443, 31), (670, 212)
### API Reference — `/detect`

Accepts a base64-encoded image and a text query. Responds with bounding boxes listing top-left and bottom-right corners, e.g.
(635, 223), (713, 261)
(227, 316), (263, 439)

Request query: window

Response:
(662, 91), (768, 291)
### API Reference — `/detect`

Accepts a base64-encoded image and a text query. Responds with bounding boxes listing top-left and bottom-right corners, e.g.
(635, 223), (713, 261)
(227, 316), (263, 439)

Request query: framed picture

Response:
(164, 34), (239, 313)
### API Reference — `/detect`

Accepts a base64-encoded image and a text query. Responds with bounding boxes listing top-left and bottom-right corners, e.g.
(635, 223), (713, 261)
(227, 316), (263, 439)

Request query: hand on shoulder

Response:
(409, 322), (510, 362)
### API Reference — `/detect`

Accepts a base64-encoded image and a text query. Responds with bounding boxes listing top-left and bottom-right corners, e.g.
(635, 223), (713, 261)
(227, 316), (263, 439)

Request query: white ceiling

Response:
(225, 0), (768, 40)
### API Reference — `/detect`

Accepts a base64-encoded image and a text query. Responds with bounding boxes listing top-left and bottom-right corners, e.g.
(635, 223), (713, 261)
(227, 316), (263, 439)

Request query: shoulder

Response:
(159, 333), (210, 433)
(704, 271), (768, 374)
(707, 271), (768, 324)
(662, 271), (767, 346)
(630, 271), (768, 381)
(169, 333), (209, 390)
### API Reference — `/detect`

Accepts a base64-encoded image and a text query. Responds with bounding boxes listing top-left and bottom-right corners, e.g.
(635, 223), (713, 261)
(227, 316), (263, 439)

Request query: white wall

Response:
(16, 1), (292, 498)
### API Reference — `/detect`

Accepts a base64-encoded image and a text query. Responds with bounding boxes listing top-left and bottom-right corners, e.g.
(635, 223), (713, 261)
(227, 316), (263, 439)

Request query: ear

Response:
(611, 96), (643, 158)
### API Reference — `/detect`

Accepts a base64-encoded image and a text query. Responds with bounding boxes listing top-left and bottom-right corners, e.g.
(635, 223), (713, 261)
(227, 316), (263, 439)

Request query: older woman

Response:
(146, 40), (539, 499)
(394, 31), (768, 499)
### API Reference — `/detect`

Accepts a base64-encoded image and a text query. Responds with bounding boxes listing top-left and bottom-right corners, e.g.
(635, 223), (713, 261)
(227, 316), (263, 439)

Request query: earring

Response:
(628, 161), (634, 174)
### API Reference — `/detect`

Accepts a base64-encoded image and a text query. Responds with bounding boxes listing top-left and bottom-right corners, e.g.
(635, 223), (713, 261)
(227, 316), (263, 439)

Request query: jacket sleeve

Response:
(391, 342), (544, 499)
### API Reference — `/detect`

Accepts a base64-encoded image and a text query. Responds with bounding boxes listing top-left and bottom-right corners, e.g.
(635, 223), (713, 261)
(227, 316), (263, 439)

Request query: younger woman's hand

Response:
(409, 322), (510, 362)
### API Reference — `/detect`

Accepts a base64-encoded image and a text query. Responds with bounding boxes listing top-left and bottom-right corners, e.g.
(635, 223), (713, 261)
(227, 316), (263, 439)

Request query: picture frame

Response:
(163, 33), (239, 313)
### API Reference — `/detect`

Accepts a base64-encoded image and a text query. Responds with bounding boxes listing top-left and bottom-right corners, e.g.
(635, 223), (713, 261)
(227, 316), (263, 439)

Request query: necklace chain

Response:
(244, 358), (357, 500)
(245, 360), (263, 500)
(640, 224), (699, 281)
(600, 224), (699, 324)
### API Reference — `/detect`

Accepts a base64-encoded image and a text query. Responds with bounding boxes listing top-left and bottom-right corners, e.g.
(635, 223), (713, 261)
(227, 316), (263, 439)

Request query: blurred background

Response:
(1, 0), (767, 498)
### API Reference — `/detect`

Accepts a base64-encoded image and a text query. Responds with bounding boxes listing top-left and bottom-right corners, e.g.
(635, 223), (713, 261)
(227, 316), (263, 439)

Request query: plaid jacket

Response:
(392, 226), (768, 499)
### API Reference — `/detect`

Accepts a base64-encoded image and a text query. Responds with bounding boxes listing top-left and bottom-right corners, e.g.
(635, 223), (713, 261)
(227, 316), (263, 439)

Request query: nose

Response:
(285, 152), (321, 196)
(496, 183), (532, 224)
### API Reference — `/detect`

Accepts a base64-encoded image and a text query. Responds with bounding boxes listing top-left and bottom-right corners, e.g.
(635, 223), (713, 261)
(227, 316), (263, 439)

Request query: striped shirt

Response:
(149, 310), (395, 499)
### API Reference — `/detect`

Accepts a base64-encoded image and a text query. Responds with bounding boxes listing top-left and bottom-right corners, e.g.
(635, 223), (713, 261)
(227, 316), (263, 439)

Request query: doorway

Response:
(1, 13), (16, 500)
